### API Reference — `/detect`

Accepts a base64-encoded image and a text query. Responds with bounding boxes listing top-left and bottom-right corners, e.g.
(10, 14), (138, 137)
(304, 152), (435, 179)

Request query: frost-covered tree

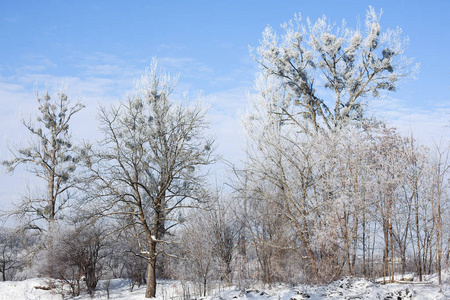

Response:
(1, 89), (83, 277)
(240, 70), (447, 283)
(241, 81), (319, 280)
(178, 192), (238, 296)
(2, 88), (84, 230)
(179, 209), (217, 297)
(238, 6), (424, 284)
(80, 60), (215, 298)
(252, 7), (417, 132)
(367, 126), (409, 282)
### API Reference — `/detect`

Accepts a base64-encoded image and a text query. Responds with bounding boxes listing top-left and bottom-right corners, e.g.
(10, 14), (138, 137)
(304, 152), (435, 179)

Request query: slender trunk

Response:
(435, 162), (443, 285)
(344, 212), (352, 275)
(203, 274), (207, 297)
(389, 222), (395, 282)
(437, 202), (442, 285)
(362, 212), (366, 277)
(49, 134), (57, 221)
(47, 220), (55, 278)
(383, 219), (389, 283)
(351, 217), (359, 273)
(371, 222), (377, 280)
(414, 190), (422, 281)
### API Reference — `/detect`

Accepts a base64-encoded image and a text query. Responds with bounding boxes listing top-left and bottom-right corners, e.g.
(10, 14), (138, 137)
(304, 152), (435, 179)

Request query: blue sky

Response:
(1, 1), (449, 212)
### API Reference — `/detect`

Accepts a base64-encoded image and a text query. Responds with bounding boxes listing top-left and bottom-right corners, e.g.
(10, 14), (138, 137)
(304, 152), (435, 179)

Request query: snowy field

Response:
(0, 274), (449, 300)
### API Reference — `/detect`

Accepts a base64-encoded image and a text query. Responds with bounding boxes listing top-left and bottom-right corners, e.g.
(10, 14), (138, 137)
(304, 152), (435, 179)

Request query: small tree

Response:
(179, 210), (216, 297)
(179, 193), (237, 296)
(53, 223), (107, 296)
(0, 228), (22, 281)
(81, 60), (215, 298)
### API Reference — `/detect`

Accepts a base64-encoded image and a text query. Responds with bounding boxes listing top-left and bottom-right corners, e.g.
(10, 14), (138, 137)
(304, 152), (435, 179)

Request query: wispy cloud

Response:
(205, 87), (250, 165)
(157, 44), (188, 52)
(158, 57), (214, 77)
(77, 64), (123, 76)
(370, 96), (450, 145)
(15, 55), (58, 73)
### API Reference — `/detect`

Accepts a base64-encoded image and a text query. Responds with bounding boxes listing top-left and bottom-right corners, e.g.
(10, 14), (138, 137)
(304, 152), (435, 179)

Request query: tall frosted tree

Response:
(252, 7), (418, 132)
(239, 7), (420, 282)
(2, 89), (83, 277)
(80, 60), (215, 298)
(2, 89), (84, 230)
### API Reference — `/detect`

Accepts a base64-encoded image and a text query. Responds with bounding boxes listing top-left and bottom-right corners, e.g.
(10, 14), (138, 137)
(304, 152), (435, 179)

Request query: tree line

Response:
(1, 7), (448, 299)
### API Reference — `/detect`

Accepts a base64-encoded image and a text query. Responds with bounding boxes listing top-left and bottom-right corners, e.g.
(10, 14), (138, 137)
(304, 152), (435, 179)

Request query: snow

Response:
(0, 274), (449, 299)
(0, 278), (64, 300)
(217, 277), (449, 300)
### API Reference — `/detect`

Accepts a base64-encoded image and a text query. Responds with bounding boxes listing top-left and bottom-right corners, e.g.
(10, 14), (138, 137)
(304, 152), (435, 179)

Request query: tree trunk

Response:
(145, 258), (156, 298)
(145, 242), (157, 298)
(389, 222), (395, 282)
(414, 188), (422, 281)
(203, 274), (207, 297)
(383, 219), (389, 283)
(362, 213), (366, 277)
(85, 264), (98, 295)
(437, 202), (442, 285)
(47, 220), (55, 278)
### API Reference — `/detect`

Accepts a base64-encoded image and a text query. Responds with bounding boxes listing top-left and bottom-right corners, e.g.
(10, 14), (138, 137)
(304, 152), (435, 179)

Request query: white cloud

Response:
(370, 96), (450, 146)
(77, 64), (123, 76)
(158, 57), (214, 79)
(206, 87), (250, 165)
(19, 55), (58, 73)
(157, 44), (188, 51)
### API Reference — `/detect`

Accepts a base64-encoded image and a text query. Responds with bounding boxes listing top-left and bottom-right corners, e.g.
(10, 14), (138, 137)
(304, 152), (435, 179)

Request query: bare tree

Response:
(206, 193), (237, 286)
(53, 223), (107, 296)
(179, 209), (216, 297)
(80, 60), (215, 298)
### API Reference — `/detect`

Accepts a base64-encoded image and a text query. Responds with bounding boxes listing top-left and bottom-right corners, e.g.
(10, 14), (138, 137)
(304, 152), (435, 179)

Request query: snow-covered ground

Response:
(0, 274), (449, 300)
